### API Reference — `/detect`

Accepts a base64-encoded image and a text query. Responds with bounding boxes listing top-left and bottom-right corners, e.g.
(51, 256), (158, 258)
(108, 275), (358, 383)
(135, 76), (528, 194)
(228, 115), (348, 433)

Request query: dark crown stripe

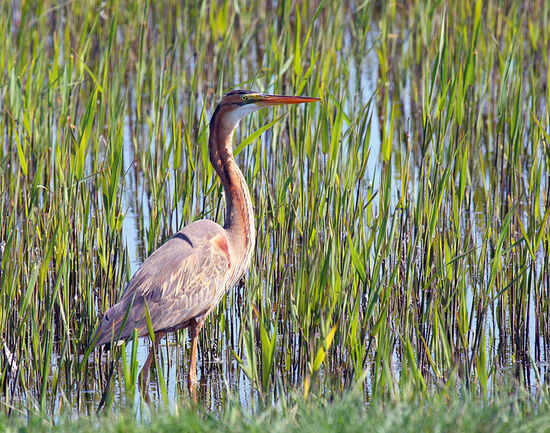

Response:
(225, 89), (254, 96)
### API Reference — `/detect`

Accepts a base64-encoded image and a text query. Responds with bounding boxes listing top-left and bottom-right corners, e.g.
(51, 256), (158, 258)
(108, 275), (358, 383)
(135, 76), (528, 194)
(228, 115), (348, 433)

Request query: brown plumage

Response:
(93, 89), (320, 396)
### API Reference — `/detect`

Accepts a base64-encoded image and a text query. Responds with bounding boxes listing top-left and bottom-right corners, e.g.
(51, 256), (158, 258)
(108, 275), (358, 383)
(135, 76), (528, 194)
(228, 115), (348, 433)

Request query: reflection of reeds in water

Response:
(0, 0), (549, 416)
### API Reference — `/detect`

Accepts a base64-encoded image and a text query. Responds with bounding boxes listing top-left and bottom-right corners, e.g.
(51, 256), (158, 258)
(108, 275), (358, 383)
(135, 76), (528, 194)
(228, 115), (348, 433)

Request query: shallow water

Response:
(2, 1), (549, 415)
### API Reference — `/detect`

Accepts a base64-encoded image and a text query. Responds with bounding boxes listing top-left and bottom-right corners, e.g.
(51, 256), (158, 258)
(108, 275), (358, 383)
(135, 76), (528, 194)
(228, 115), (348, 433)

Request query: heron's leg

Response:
(187, 318), (205, 399)
(138, 331), (167, 400)
(188, 322), (200, 383)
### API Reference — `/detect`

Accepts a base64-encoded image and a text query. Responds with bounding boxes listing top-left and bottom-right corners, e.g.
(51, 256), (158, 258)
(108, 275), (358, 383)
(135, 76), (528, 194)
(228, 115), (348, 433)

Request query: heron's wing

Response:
(94, 220), (231, 346)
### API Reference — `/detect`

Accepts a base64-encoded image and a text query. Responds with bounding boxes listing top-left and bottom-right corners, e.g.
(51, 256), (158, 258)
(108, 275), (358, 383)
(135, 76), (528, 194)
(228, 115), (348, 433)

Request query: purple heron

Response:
(93, 90), (320, 394)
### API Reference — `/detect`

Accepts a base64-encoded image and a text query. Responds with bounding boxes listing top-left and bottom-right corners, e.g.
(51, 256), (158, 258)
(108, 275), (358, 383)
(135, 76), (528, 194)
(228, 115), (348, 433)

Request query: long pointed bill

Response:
(257, 94), (321, 106)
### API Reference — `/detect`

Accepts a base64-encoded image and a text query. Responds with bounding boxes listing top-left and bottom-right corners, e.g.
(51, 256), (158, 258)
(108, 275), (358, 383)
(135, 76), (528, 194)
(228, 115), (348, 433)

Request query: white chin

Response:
(222, 104), (261, 130)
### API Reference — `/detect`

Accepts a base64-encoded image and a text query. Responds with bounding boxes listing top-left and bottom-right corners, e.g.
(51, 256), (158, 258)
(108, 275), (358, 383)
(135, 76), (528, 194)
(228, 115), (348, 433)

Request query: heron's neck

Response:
(208, 115), (255, 266)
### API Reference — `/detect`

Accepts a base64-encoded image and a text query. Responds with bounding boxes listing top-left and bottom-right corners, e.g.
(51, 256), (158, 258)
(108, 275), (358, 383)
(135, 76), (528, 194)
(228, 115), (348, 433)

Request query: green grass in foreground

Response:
(2, 395), (550, 433)
(1, 0), (550, 416)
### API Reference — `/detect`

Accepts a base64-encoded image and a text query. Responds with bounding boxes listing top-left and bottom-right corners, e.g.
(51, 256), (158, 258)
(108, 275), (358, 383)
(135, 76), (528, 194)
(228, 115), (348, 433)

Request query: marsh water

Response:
(1, 1), (549, 416)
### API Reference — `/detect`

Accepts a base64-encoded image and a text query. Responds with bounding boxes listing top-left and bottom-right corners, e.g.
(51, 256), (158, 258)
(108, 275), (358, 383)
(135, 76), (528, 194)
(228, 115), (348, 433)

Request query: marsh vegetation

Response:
(0, 0), (549, 423)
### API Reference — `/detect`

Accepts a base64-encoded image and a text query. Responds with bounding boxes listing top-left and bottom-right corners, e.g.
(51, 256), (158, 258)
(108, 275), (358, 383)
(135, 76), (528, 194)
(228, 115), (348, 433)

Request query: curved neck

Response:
(208, 108), (255, 265)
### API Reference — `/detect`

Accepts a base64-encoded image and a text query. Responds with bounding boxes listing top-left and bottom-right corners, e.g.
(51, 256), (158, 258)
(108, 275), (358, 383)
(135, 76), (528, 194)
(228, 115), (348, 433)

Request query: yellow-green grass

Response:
(0, 0), (549, 417)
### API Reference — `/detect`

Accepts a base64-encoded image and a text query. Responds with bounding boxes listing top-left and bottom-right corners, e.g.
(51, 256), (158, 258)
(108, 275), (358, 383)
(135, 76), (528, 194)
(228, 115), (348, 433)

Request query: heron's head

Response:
(213, 90), (320, 131)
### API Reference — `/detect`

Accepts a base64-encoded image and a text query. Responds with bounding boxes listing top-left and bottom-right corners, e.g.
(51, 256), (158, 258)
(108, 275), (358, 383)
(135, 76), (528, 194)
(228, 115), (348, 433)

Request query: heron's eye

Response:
(241, 95), (248, 101)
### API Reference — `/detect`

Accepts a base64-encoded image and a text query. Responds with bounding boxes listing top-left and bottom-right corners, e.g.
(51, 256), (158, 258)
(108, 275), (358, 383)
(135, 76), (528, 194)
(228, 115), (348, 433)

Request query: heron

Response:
(93, 90), (320, 396)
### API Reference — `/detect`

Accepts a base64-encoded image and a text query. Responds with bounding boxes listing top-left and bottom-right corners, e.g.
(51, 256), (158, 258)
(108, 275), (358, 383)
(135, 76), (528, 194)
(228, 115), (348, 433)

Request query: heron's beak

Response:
(256, 94), (321, 106)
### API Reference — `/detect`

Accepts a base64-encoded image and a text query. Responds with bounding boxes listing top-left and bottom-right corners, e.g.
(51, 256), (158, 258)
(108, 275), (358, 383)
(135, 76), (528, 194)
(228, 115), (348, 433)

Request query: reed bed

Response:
(0, 0), (549, 417)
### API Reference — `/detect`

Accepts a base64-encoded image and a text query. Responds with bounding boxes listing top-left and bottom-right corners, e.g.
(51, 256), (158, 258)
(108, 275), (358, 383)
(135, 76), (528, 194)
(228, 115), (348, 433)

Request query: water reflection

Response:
(3, 3), (549, 415)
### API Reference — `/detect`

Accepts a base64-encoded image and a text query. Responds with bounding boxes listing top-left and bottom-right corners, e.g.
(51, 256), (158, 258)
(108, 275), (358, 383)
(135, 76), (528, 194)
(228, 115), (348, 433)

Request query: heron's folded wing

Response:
(94, 220), (230, 346)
